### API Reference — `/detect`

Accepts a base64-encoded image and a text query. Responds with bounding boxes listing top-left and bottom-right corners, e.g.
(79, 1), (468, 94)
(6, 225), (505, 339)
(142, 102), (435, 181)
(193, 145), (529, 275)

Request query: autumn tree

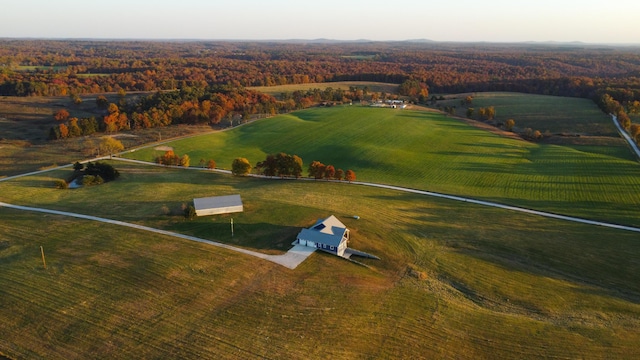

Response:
(232, 157), (252, 176)
(505, 119), (515, 131)
(345, 169), (356, 183)
(398, 79), (429, 102)
(256, 154), (277, 176)
(207, 159), (216, 169)
(156, 150), (180, 166)
(617, 110), (631, 130)
(486, 106), (496, 120)
(99, 136), (124, 158)
(630, 124), (640, 143)
(71, 94), (82, 105)
(180, 154), (190, 167)
(257, 153), (302, 177)
(68, 117), (82, 137)
(308, 160), (326, 179)
(335, 168), (344, 181)
(54, 109), (70, 121)
(58, 123), (69, 138)
(477, 107), (487, 120)
(324, 165), (336, 180)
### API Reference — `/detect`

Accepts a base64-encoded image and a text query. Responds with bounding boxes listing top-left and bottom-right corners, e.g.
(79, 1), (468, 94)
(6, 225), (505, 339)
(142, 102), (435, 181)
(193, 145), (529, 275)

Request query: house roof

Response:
(194, 194), (243, 211)
(297, 215), (347, 247)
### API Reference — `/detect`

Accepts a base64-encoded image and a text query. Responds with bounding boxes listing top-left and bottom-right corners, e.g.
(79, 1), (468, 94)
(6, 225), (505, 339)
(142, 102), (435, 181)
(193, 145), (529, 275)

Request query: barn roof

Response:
(194, 194), (243, 212)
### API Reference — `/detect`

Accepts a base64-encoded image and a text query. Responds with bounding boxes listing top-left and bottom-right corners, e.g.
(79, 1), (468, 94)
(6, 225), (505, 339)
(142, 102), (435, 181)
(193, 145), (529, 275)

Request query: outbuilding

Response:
(296, 215), (349, 256)
(193, 194), (243, 216)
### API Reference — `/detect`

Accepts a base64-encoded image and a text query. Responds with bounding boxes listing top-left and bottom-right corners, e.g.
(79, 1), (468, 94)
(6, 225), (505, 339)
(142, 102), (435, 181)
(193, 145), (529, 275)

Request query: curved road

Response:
(0, 201), (314, 269)
(611, 114), (640, 159)
(2, 125), (640, 270)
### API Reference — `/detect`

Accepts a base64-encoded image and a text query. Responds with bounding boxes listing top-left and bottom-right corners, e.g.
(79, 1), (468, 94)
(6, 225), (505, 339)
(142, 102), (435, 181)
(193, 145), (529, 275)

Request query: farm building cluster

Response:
(370, 100), (407, 109)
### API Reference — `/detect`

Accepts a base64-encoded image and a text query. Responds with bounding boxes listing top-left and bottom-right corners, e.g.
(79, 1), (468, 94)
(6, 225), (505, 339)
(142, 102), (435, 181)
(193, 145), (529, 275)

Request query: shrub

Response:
(232, 157), (252, 176)
(54, 179), (68, 189)
(82, 175), (104, 186)
(184, 205), (196, 220)
(85, 162), (120, 182)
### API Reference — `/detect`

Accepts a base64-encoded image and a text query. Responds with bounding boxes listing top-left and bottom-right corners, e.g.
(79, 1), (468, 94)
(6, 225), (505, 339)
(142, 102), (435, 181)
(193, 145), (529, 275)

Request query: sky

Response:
(1, 0), (638, 44)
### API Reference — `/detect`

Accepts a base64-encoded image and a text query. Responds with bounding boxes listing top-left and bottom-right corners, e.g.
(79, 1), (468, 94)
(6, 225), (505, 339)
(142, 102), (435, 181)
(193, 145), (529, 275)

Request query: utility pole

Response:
(40, 246), (47, 269)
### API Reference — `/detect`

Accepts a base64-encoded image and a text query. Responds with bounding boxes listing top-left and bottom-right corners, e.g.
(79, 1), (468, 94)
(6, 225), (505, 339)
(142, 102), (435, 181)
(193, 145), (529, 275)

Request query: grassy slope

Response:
(1, 164), (640, 359)
(126, 105), (640, 227)
(440, 92), (618, 136)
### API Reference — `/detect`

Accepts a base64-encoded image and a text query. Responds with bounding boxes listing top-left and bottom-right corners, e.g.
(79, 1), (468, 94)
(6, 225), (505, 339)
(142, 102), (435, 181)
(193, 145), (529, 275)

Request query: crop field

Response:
(125, 105), (640, 227)
(1, 162), (640, 359)
(249, 81), (399, 99)
(439, 92), (617, 137)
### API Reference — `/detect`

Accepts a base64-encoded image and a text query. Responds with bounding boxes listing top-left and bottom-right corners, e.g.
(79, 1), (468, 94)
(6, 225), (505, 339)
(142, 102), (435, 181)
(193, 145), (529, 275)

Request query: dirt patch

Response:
(154, 145), (173, 151)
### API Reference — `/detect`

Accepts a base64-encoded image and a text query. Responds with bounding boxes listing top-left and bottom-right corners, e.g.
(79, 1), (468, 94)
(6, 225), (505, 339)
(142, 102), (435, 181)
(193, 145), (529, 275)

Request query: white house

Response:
(193, 194), (243, 216)
(296, 215), (349, 256)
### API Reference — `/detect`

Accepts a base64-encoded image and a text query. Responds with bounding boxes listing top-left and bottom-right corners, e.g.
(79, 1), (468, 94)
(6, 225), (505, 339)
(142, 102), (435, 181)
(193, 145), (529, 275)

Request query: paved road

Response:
(0, 201), (314, 269)
(611, 114), (640, 160)
(3, 121), (640, 271)
(110, 157), (640, 233)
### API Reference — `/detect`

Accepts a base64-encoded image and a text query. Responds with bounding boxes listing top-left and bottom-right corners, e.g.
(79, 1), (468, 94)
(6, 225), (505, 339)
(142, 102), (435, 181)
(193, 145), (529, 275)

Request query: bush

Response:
(184, 205), (196, 220)
(232, 157), (252, 176)
(54, 179), (68, 189)
(85, 162), (120, 182)
(82, 175), (104, 186)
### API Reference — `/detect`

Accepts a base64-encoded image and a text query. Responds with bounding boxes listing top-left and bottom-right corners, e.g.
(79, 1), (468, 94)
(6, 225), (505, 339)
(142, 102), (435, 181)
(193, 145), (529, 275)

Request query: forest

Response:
(2, 39), (640, 139)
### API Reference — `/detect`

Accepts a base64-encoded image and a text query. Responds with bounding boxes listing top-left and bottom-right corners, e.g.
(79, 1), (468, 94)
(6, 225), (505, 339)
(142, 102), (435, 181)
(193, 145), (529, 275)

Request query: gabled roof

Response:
(193, 194), (243, 216)
(297, 215), (347, 247)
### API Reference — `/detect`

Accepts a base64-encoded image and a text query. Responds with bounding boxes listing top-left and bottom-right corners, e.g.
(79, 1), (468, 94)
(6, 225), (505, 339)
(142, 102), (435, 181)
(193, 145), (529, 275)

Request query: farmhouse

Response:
(296, 215), (349, 256)
(193, 194), (243, 216)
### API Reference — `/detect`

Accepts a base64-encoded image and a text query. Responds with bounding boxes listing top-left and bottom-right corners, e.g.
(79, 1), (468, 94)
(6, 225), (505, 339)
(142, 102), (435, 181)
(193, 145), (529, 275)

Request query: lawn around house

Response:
(125, 105), (640, 227)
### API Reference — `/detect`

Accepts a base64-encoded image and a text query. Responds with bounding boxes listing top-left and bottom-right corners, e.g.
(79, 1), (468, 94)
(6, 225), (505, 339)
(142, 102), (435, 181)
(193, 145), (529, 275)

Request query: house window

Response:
(330, 246), (334, 250)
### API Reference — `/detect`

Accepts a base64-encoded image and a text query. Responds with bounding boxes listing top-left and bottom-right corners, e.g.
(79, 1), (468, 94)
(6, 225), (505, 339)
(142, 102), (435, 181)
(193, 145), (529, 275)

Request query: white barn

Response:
(194, 195), (243, 216)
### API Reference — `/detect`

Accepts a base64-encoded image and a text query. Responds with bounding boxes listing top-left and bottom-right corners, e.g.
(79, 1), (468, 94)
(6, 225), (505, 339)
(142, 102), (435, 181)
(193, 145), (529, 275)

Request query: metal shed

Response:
(193, 195), (243, 216)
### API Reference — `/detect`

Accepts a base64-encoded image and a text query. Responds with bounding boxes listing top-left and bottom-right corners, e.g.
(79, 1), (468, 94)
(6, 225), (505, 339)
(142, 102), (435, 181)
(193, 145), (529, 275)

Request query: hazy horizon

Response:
(1, 0), (639, 44)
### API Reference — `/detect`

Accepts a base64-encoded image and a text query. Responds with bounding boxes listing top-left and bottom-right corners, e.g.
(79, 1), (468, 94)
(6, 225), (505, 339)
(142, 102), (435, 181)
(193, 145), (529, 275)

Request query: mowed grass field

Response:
(440, 92), (618, 137)
(1, 163), (640, 359)
(126, 105), (640, 227)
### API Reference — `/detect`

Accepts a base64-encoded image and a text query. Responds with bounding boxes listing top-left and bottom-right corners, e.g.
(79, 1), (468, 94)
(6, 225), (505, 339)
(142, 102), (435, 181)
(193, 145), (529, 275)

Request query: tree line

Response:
(3, 40), (639, 105)
(232, 153), (356, 182)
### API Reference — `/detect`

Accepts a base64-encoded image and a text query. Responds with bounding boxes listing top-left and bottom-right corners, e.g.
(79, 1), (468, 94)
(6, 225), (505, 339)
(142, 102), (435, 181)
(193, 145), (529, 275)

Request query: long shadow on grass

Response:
(368, 192), (640, 305)
(166, 221), (299, 253)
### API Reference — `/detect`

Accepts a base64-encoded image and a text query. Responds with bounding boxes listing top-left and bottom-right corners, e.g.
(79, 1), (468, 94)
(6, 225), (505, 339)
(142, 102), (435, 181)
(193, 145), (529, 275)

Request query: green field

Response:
(439, 92), (617, 136)
(125, 105), (640, 227)
(1, 162), (640, 359)
(249, 81), (399, 99)
(2, 92), (640, 358)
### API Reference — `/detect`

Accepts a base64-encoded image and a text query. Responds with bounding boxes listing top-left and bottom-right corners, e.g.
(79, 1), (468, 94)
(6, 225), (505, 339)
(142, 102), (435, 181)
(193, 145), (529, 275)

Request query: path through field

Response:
(0, 201), (315, 269)
(2, 136), (640, 271)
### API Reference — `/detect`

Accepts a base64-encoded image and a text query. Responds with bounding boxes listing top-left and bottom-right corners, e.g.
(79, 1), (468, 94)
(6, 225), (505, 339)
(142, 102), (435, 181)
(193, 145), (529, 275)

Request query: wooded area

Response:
(2, 40), (639, 99)
(2, 40), (640, 141)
